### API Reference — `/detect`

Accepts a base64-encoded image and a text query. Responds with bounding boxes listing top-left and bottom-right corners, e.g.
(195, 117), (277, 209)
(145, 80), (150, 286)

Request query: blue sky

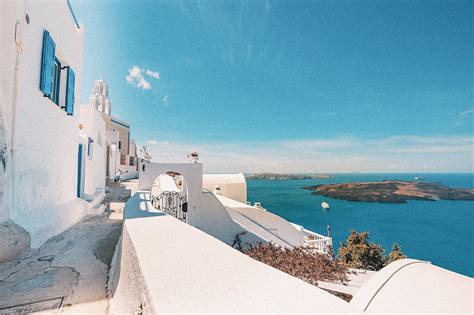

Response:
(72, 0), (473, 172)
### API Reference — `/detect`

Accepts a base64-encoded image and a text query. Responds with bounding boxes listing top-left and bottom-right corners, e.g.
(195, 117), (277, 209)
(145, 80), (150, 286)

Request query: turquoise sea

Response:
(247, 173), (473, 277)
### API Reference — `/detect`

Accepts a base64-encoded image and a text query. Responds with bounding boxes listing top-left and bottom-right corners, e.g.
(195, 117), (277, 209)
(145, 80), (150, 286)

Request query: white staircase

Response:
(84, 188), (106, 214)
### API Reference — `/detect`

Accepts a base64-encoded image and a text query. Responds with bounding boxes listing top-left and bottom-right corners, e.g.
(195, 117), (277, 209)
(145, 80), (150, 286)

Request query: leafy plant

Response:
(389, 243), (407, 262)
(244, 243), (348, 286)
(338, 230), (406, 271)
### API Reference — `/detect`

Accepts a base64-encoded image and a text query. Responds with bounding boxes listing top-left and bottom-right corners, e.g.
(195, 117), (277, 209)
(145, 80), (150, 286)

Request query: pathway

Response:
(0, 180), (138, 314)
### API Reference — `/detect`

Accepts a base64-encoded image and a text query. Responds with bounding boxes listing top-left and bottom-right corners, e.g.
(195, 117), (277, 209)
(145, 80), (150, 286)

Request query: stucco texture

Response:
(113, 191), (353, 313)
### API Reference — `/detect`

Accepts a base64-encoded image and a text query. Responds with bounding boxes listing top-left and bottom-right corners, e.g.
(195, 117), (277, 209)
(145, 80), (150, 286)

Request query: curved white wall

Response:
(216, 195), (305, 248)
(196, 191), (261, 245)
(225, 207), (290, 248)
(350, 259), (473, 313)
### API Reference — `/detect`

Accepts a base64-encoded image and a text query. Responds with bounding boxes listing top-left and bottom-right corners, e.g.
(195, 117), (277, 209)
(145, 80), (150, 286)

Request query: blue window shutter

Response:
(53, 58), (61, 105)
(39, 30), (56, 96)
(66, 67), (76, 115)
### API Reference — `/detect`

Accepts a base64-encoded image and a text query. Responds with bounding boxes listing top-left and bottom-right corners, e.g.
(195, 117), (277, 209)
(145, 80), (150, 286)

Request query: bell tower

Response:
(89, 79), (111, 115)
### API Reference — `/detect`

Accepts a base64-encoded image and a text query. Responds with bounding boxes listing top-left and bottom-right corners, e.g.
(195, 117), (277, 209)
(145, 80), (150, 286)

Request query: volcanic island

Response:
(303, 180), (474, 203)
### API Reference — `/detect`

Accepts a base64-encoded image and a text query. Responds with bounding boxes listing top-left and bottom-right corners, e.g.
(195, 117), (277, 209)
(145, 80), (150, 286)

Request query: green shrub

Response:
(338, 230), (406, 271)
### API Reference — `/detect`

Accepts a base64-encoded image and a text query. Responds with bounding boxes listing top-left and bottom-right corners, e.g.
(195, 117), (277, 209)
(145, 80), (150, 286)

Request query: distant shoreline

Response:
(245, 173), (332, 180)
(303, 180), (474, 203)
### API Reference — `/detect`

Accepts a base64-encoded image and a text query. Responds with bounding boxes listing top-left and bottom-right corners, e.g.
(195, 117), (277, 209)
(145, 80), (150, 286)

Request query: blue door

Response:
(77, 144), (83, 198)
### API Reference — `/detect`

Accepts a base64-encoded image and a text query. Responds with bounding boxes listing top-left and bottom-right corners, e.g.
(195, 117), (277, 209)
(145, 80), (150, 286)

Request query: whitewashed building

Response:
(117, 157), (473, 313)
(0, 0), (103, 261)
(78, 100), (107, 214)
(138, 158), (332, 250)
(89, 80), (138, 181)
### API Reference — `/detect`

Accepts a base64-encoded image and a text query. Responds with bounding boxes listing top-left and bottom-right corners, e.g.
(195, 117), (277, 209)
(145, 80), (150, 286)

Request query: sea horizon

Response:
(247, 172), (474, 277)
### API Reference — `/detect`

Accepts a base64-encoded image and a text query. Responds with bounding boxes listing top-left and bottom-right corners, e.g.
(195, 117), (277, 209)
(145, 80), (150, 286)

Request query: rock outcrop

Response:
(303, 180), (474, 203)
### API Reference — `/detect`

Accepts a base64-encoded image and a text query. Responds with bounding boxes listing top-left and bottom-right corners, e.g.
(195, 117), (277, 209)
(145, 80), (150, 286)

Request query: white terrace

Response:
(140, 161), (332, 252)
(112, 163), (473, 313)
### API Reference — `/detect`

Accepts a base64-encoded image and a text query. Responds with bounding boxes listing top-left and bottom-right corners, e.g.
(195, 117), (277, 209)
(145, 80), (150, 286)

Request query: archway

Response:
(150, 171), (189, 222)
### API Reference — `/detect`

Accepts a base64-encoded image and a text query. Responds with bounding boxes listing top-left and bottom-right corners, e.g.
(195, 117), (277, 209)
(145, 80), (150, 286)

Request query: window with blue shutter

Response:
(40, 30), (56, 97)
(65, 67), (75, 115)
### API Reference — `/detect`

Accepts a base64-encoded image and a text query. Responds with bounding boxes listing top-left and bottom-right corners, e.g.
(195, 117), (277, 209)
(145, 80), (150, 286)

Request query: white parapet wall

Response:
(110, 191), (354, 313)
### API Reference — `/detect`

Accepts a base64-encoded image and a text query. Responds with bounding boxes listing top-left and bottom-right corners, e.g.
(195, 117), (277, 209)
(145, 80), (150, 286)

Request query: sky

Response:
(72, 0), (473, 173)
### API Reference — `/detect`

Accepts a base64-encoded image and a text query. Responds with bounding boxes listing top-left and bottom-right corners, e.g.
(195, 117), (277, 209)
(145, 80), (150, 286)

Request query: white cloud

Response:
(162, 95), (169, 106)
(126, 66), (151, 90)
(145, 69), (161, 79)
(126, 66), (161, 90)
(139, 135), (474, 173)
(147, 140), (169, 145)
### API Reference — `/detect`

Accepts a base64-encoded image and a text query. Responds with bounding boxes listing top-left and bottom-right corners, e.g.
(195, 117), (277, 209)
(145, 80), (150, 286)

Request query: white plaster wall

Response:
(110, 228), (155, 314)
(225, 207), (290, 247)
(79, 104), (106, 196)
(138, 162), (203, 224)
(150, 174), (180, 198)
(105, 131), (119, 179)
(0, 0), (87, 247)
(112, 192), (354, 313)
(231, 206), (304, 246)
(0, 1), (21, 223)
(139, 163), (260, 245)
(350, 259), (473, 313)
(0, 110), (7, 222)
(197, 191), (262, 245)
(202, 173), (247, 203)
(216, 194), (305, 247)
(105, 131), (137, 180)
(120, 164), (138, 180)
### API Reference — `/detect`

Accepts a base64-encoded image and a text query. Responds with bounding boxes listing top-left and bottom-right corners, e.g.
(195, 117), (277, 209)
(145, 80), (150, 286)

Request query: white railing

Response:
(302, 229), (332, 254)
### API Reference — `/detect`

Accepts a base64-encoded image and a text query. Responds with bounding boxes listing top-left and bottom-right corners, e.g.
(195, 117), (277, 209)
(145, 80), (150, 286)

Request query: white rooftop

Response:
(350, 258), (473, 313)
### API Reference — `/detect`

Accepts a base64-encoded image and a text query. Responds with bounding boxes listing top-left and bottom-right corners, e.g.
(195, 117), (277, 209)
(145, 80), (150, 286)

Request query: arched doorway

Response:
(150, 172), (188, 222)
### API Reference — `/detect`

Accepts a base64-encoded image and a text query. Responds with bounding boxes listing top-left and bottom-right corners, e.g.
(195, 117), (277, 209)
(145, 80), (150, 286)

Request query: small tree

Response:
(389, 243), (406, 262)
(338, 230), (388, 271)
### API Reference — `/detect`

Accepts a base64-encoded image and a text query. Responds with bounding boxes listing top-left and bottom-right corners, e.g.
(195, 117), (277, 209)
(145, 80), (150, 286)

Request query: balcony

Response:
(303, 228), (332, 253)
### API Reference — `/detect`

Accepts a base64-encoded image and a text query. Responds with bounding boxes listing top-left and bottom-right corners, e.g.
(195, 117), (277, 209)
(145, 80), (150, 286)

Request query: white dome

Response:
(350, 259), (473, 313)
